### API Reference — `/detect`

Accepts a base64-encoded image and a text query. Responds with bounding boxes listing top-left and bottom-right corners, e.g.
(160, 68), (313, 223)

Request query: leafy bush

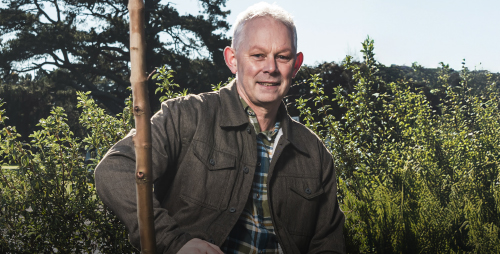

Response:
(297, 37), (500, 253)
(0, 93), (137, 252)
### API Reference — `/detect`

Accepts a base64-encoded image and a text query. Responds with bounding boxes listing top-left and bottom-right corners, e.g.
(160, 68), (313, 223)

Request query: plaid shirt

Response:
(221, 99), (283, 254)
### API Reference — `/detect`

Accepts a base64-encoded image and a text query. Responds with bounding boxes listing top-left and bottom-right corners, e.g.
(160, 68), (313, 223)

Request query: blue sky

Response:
(174, 0), (500, 72)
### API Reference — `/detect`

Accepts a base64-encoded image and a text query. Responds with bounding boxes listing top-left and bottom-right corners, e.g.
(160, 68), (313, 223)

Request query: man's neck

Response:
(237, 90), (280, 132)
(252, 105), (279, 131)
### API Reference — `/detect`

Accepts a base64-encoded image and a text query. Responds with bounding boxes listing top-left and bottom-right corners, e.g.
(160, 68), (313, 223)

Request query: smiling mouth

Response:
(258, 82), (280, 86)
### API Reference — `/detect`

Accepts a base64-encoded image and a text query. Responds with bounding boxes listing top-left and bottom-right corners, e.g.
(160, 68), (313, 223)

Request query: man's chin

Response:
(253, 96), (283, 107)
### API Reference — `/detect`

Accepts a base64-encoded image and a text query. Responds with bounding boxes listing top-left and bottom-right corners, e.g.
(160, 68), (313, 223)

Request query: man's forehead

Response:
(243, 16), (287, 30)
(240, 16), (293, 41)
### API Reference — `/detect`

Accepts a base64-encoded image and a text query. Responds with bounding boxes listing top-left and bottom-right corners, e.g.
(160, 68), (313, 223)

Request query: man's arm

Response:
(95, 99), (193, 253)
(308, 147), (346, 254)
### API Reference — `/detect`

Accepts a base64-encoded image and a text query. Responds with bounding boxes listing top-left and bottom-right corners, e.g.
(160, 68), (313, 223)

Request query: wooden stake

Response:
(128, 0), (156, 252)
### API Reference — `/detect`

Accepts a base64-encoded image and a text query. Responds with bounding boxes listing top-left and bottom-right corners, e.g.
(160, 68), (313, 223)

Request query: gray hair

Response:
(231, 2), (297, 52)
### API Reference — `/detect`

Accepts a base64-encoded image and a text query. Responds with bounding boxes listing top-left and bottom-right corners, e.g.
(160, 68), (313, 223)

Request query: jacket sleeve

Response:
(95, 99), (192, 254)
(308, 144), (346, 254)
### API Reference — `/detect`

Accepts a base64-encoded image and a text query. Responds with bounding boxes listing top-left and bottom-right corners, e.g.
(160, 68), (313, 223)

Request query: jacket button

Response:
(305, 187), (311, 195)
(243, 166), (249, 174)
(229, 207), (236, 213)
(209, 158), (215, 166)
(246, 126), (251, 134)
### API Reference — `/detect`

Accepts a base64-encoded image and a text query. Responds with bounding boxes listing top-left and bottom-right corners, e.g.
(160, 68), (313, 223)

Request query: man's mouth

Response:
(258, 82), (280, 86)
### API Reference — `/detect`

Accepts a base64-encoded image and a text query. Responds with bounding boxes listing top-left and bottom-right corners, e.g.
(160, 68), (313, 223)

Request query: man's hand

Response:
(177, 238), (223, 254)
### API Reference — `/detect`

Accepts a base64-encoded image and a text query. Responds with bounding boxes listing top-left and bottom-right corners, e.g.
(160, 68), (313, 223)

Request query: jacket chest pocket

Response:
(285, 177), (324, 236)
(179, 140), (237, 210)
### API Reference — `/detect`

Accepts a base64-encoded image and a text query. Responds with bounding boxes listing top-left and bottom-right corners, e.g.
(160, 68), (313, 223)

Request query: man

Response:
(95, 2), (345, 254)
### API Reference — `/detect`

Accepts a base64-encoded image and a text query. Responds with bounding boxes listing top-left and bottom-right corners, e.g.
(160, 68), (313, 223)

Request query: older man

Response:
(95, 2), (345, 254)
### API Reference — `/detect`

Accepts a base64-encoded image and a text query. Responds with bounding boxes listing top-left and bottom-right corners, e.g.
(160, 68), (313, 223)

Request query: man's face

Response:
(225, 16), (303, 109)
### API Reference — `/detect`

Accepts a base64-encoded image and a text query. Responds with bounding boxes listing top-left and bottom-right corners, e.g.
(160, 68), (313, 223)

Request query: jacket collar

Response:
(219, 80), (309, 156)
(219, 80), (249, 128)
(279, 103), (309, 156)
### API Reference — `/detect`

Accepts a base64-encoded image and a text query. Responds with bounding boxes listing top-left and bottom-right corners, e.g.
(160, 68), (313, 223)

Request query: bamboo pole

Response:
(128, 0), (156, 253)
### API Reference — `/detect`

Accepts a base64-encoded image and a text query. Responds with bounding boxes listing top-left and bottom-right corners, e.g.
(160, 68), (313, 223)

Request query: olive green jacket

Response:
(95, 81), (345, 253)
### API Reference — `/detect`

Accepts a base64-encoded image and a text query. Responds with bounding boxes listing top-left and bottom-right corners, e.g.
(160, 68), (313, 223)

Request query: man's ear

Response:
(292, 52), (304, 78)
(224, 46), (238, 74)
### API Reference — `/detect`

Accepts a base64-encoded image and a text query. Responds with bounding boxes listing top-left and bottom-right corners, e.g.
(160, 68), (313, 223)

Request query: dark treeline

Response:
(289, 61), (500, 119)
(0, 0), (232, 116)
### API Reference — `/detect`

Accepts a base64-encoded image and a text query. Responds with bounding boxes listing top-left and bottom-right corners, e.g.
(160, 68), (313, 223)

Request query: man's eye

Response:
(278, 55), (291, 60)
(252, 54), (264, 58)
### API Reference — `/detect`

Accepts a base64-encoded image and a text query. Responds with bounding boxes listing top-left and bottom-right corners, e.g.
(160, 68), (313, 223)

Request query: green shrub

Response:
(0, 93), (137, 252)
(297, 37), (500, 253)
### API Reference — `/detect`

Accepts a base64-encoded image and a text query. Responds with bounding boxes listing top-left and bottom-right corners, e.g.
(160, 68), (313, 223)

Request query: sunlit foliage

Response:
(297, 37), (500, 253)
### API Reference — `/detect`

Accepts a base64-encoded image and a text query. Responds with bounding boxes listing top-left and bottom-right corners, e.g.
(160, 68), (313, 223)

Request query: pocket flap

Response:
(289, 178), (324, 200)
(193, 140), (235, 170)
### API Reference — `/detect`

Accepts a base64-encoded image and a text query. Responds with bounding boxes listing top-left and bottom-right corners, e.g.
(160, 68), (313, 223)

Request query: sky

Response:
(173, 0), (500, 73)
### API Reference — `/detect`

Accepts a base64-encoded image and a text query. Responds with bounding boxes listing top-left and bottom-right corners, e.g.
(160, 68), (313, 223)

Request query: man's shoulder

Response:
(288, 117), (322, 141)
(159, 89), (222, 112)
(174, 89), (221, 103)
(286, 116), (331, 156)
(161, 82), (236, 109)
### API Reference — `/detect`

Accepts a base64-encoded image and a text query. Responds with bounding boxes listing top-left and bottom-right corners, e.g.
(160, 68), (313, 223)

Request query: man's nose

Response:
(263, 57), (278, 73)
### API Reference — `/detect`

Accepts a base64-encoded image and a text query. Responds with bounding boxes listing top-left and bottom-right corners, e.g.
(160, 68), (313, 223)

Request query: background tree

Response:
(0, 70), (83, 140)
(0, 0), (232, 114)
